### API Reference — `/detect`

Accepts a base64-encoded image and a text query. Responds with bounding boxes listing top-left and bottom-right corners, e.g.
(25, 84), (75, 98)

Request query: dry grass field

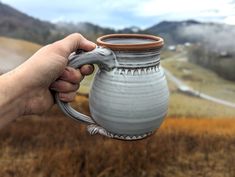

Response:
(0, 99), (235, 177)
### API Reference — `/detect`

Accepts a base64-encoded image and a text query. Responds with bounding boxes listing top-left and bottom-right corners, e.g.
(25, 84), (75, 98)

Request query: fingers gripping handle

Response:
(69, 47), (116, 70)
(55, 47), (115, 124)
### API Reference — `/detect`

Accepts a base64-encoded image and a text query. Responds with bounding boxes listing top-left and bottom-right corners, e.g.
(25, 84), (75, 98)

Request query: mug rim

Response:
(97, 34), (164, 50)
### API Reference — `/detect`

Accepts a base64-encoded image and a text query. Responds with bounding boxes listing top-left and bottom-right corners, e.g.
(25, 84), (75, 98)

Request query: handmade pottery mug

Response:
(55, 34), (169, 140)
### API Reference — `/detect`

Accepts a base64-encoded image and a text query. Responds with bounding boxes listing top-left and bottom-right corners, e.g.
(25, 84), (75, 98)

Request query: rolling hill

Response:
(0, 2), (56, 44)
(144, 20), (201, 45)
(0, 2), (116, 44)
(0, 1), (219, 46)
(0, 36), (41, 74)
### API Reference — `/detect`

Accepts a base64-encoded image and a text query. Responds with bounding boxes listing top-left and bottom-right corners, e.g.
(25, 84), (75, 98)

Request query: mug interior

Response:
(103, 38), (156, 45)
(97, 34), (164, 50)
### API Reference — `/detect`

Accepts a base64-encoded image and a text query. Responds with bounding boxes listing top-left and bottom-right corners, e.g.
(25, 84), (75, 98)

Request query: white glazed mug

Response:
(55, 34), (169, 140)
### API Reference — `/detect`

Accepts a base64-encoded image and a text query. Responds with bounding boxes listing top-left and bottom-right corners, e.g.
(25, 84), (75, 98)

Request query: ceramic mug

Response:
(55, 34), (169, 140)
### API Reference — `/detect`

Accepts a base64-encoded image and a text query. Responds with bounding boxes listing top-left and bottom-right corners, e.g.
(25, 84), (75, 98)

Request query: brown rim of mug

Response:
(96, 34), (164, 51)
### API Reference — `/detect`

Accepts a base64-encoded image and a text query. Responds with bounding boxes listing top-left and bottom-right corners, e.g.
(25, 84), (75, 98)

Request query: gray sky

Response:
(2, 0), (235, 29)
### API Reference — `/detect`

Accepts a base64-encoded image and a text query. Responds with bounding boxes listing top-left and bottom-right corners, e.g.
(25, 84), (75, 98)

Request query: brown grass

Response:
(168, 92), (235, 118)
(0, 96), (235, 177)
(0, 36), (41, 58)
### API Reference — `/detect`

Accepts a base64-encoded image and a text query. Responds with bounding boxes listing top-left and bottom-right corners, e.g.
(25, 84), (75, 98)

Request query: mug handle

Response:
(55, 46), (115, 124)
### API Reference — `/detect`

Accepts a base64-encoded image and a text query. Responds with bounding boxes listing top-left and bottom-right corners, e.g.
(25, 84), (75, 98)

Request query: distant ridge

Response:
(144, 20), (201, 44)
(0, 2), (56, 44)
(0, 2), (203, 45)
(1, 1), (235, 47)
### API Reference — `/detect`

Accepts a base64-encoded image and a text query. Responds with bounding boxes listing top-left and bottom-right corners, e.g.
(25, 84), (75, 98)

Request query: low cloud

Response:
(178, 23), (235, 55)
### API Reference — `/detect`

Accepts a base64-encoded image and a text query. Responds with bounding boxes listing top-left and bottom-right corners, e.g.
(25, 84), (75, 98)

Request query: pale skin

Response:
(0, 33), (95, 129)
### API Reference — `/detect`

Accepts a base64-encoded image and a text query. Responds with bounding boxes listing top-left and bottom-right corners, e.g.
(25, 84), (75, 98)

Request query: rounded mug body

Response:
(89, 48), (169, 135)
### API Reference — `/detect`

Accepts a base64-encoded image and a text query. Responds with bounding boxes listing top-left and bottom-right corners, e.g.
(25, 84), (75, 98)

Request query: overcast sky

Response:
(2, 0), (235, 29)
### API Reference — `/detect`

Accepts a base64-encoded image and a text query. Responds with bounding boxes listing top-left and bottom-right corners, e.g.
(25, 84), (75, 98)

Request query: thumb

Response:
(53, 33), (96, 58)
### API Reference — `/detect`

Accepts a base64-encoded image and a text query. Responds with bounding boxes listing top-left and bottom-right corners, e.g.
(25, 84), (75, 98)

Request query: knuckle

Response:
(70, 33), (83, 39)
(75, 33), (82, 38)
(63, 82), (78, 92)
(63, 82), (73, 91)
(69, 68), (83, 83)
(53, 81), (70, 92)
(51, 40), (70, 55)
(51, 41), (63, 49)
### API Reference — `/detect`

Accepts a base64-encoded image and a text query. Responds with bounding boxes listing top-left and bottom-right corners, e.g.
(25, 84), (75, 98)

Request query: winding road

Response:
(163, 67), (235, 109)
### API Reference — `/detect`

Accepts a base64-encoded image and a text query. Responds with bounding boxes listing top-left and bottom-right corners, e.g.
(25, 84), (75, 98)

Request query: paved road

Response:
(163, 68), (235, 109)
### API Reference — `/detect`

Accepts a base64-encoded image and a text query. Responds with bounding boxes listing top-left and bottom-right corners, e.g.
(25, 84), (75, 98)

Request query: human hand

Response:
(14, 33), (96, 115)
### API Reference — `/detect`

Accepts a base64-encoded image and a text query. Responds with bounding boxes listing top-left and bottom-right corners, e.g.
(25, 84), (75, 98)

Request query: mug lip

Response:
(97, 34), (164, 51)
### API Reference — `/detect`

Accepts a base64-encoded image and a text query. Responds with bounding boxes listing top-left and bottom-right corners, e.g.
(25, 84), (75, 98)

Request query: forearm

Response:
(0, 69), (26, 128)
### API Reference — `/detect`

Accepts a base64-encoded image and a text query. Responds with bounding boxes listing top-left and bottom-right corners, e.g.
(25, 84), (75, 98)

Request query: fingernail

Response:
(88, 65), (94, 71)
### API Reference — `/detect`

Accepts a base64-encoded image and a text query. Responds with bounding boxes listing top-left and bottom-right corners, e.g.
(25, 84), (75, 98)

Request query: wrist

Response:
(0, 68), (29, 127)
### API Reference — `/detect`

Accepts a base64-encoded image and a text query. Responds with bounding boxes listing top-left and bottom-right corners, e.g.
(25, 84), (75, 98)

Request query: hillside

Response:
(145, 20), (201, 45)
(2, 1), (235, 48)
(0, 2), (202, 45)
(161, 50), (235, 117)
(0, 36), (41, 74)
(0, 2), (116, 44)
(0, 2), (56, 44)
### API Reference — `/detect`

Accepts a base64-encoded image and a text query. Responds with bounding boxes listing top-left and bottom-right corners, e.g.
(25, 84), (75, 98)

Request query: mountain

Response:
(0, 2), (57, 44)
(117, 26), (142, 33)
(0, 2), (116, 44)
(0, 2), (204, 45)
(1, 1), (235, 48)
(0, 2), (147, 44)
(145, 20), (201, 45)
(55, 22), (116, 41)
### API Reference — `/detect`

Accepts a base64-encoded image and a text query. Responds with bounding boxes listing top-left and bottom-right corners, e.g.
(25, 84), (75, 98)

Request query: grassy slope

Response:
(0, 36), (41, 73)
(161, 51), (235, 118)
(0, 36), (41, 58)
(162, 57), (235, 102)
